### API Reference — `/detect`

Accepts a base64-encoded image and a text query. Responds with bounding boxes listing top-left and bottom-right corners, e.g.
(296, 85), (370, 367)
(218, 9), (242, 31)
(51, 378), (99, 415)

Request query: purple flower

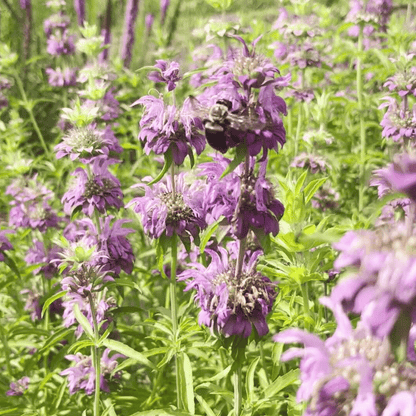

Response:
(160, 0), (169, 24)
(290, 152), (328, 174)
(347, 0), (393, 33)
(133, 95), (205, 165)
(43, 12), (70, 36)
(148, 60), (181, 91)
(179, 248), (277, 338)
(274, 297), (415, 415)
(55, 125), (122, 161)
(46, 30), (75, 56)
(20, 289), (42, 321)
(384, 59), (416, 97)
(374, 153), (416, 202)
(62, 157), (124, 216)
(85, 89), (120, 121)
(74, 0), (85, 26)
(198, 156), (284, 239)
(60, 349), (123, 395)
(75, 217), (135, 275)
(45, 67), (77, 87)
(331, 222), (416, 338)
(311, 184), (340, 212)
(25, 240), (62, 278)
(379, 97), (416, 143)
(6, 377), (30, 396)
(145, 13), (154, 35)
(120, 0), (139, 68)
(0, 230), (13, 261)
(375, 198), (411, 226)
(127, 173), (206, 240)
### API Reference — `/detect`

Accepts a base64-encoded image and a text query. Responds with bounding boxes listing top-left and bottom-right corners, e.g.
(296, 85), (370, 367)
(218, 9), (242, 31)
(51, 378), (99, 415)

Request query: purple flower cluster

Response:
(290, 152), (328, 174)
(62, 157), (123, 216)
(274, 297), (416, 415)
(25, 240), (62, 278)
(127, 173), (206, 240)
(198, 156), (284, 239)
(133, 94), (205, 165)
(179, 248), (277, 338)
(148, 60), (181, 91)
(60, 349), (123, 394)
(6, 377), (30, 396)
(0, 230), (13, 261)
(6, 176), (60, 232)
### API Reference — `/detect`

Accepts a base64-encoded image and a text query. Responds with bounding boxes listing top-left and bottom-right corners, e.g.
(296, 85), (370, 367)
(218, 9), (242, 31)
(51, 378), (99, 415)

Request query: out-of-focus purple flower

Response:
(189, 44), (223, 88)
(44, 12), (70, 36)
(331, 222), (416, 337)
(160, 0), (169, 25)
(84, 89), (120, 121)
(74, 0), (85, 26)
(384, 61), (416, 97)
(179, 248), (277, 338)
(145, 13), (154, 35)
(76, 217), (135, 275)
(148, 60), (181, 91)
(133, 95), (205, 165)
(99, 0), (112, 63)
(379, 97), (416, 143)
(290, 152), (328, 174)
(274, 297), (415, 416)
(60, 348), (123, 394)
(55, 125), (122, 161)
(62, 157), (123, 216)
(7, 176), (60, 231)
(347, 0), (393, 33)
(375, 198), (411, 226)
(25, 240), (62, 278)
(0, 76), (11, 91)
(198, 156), (284, 239)
(6, 377), (30, 396)
(0, 230), (13, 262)
(46, 30), (75, 56)
(45, 67), (77, 87)
(0, 93), (8, 109)
(20, 0), (30, 9)
(127, 173), (206, 240)
(20, 289), (42, 321)
(374, 153), (416, 202)
(273, 8), (322, 38)
(311, 184), (340, 212)
(120, 0), (139, 68)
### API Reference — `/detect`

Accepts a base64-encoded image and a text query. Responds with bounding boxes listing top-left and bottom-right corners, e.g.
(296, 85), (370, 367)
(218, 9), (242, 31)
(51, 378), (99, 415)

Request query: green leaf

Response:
(263, 369), (300, 399)
(73, 303), (94, 339)
(294, 170), (307, 196)
(102, 398), (118, 416)
(128, 410), (199, 416)
(182, 67), (208, 79)
(199, 216), (224, 253)
(220, 144), (246, 179)
(245, 356), (260, 404)
(38, 327), (73, 354)
(1, 252), (21, 279)
(304, 177), (328, 203)
(102, 339), (155, 369)
(148, 149), (173, 185)
(178, 352), (195, 414)
(41, 291), (67, 318)
(194, 394), (216, 416)
(52, 378), (68, 411)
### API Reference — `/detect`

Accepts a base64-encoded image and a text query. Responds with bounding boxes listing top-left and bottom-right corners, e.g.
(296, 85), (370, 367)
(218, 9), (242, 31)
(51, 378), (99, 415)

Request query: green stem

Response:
(88, 293), (101, 416)
(13, 71), (50, 156)
(234, 365), (243, 416)
(301, 283), (311, 332)
(171, 163), (176, 199)
(294, 103), (302, 156)
(170, 234), (180, 408)
(0, 330), (12, 376)
(259, 342), (270, 384)
(356, 25), (366, 212)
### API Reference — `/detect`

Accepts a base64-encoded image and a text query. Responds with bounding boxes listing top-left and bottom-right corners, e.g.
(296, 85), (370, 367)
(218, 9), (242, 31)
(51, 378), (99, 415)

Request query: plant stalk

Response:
(234, 365), (243, 416)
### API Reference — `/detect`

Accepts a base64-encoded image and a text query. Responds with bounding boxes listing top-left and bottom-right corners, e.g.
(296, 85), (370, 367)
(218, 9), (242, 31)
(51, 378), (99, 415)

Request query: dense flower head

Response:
(347, 0), (393, 33)
(0, 230), (13, 261)
(191, 37), (289, 157)
(379, 97), (416, 143)
(73, 217), (135, 276)
(6, 377), (30, 396)
(127, 173), (206, 240)
(55, 125), (122, 161)
(84, 89), (120, 121)
(133, 95), (205, 165)
(25, 240), (62, 278)
(198, 156), (284, 239)
(62, 157), (124, 216)
(43, 12), (70, 36)
(374, 153), (416, 202)
(331, 222), (416, 337)
(45, 67), (77, 87)
(145, 13), (154, 34)
(290, 152), (328, 174)
(148, 60), (181, 91)
(60, 349), (123, 395)
(179, 248), (277, 338)
(311, 184), (340, 212)
(375, 198), (411, 226)
(384, 62), (416, 97)
(273, 8), (322, 39)
(274, 297), (416, 416)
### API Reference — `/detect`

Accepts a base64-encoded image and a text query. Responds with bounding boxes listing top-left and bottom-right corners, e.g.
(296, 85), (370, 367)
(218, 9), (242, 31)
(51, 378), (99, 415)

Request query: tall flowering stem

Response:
(234, 365), (243, 416)
(357, 24), (366, 212)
